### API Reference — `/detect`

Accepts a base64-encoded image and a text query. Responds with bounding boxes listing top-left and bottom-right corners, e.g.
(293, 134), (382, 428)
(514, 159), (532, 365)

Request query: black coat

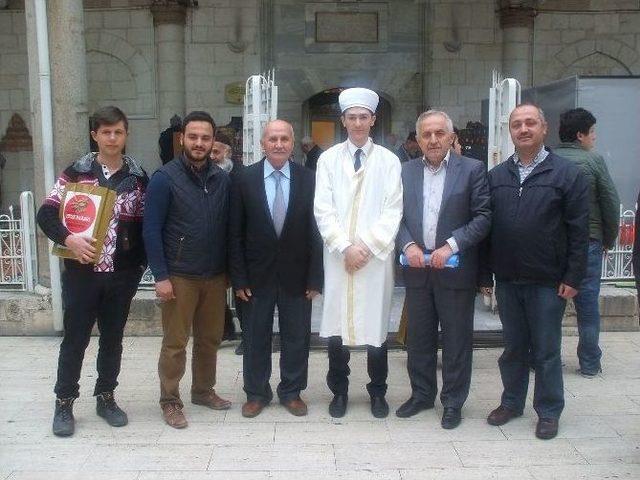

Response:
(229, 159), (323, 295)
(304, 145), (323, 171)
(481, 151), (589, 289)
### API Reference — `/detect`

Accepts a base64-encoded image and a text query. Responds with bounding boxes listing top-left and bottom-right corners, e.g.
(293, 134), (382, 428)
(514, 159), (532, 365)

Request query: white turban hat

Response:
(338, 88), (379, 114)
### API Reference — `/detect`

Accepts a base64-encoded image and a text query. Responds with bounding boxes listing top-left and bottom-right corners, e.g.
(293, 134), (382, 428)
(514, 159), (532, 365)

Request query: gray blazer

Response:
(396, 153), (491, 289)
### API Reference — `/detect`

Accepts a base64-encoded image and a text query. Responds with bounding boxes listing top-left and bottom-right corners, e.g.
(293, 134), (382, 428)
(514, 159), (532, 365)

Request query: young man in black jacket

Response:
(37, 106), (148, 437)
(143, 111), (231, 429)
(480, 104), (589, 440)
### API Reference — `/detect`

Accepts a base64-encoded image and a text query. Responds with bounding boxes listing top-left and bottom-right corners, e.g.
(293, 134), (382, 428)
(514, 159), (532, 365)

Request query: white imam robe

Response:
(314, 140), (403, 347)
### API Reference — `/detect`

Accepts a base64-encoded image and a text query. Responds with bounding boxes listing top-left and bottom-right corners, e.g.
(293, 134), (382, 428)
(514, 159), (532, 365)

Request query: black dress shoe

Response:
(329, 394), (348, 418)
(535, 417), (559, 440)
(395, 397), (434, 418)
(370, 396), (389, 419)
(441, 407), (462, 429)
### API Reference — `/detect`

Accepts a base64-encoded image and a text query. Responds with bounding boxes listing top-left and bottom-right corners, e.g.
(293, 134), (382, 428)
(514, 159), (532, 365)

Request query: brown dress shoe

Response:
(192, 390), (232, 410)
(535, 417), (559, 440)
(487, 405), (522, 426)
(280, 398), (308, 417)
(162, 403), (188, 429)
(242, 400), (265, 418)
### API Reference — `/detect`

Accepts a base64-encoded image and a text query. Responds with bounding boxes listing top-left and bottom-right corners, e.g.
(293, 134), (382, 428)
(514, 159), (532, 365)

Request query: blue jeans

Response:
(495, 282), (567, 419)
(573, 240), (603, 374)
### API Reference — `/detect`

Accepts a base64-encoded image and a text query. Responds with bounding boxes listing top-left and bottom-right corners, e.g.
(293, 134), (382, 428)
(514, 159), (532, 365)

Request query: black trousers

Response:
(241, 283), (311, 403)
(55, 267), (142, 399)
(327, 336), (388, 398)
(405, 275), (475, 409)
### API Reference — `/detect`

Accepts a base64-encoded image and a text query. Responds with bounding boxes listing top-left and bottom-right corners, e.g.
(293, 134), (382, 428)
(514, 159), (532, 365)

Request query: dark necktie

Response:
(354, 148), (363, 172)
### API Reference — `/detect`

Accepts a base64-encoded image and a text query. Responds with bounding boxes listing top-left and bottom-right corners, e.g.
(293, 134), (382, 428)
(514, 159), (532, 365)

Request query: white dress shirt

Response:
(404, 152), (459, 254)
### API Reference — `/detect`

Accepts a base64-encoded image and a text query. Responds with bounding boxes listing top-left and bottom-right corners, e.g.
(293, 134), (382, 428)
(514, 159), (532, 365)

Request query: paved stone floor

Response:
(1, 333), (639, 479)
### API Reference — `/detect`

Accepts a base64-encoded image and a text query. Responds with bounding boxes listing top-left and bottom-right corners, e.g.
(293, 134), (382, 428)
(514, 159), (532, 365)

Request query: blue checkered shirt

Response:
(513, 147), (549, 184)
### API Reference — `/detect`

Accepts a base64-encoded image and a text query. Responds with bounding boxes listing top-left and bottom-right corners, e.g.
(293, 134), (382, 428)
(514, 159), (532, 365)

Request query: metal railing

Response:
(0, 192), (38, 291)
(601, 205), (636, 281)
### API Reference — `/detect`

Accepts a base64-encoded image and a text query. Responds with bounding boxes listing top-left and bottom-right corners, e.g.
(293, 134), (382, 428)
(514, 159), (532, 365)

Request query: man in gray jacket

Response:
(395, 110), (491, 429)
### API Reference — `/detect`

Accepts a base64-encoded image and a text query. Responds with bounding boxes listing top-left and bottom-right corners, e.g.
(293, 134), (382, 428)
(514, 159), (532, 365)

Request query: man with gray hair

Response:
(396, 109), (491, 429)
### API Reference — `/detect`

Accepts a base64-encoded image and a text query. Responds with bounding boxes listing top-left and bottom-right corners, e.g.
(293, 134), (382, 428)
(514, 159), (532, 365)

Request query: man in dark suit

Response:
(229, 119), (323, 418)
(395, 110), (491, 429)
(301, 137), (323, 171)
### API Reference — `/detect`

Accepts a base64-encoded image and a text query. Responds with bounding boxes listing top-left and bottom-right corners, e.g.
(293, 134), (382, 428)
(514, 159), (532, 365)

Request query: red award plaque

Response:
(52, 183), (117, 262)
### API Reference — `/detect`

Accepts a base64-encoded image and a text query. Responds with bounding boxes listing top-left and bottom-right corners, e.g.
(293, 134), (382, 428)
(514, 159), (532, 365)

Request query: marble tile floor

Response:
(1, 333), (639, 479)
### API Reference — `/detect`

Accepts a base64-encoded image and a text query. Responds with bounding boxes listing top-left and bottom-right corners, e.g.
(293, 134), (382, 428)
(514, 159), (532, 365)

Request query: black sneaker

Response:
(52, 397), (75, 437)
(96, 391), (128, 427)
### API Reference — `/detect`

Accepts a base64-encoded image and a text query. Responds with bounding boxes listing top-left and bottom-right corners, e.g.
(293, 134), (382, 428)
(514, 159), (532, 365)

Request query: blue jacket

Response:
(480, 151), (589, 289)
(143, 155), (230, 281)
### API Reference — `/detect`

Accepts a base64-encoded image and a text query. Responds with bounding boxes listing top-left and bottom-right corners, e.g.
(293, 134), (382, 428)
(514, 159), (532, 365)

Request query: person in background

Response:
(384, 132), (400, 151)
(211, 141), (234, 173)
(396, 131), (421, 163)
(554, 107), (620, 378)
(452, 127), (463, 155)
(159, 114), (182, 165)
(301, 137), (323, 171)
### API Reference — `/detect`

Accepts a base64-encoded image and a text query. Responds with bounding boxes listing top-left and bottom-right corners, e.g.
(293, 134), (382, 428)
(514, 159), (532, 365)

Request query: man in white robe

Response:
(314, 87), (403, 419)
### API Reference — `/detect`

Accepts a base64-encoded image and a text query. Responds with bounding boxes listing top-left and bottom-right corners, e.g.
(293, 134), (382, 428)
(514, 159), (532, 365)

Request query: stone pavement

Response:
(1, 333), (639, 480)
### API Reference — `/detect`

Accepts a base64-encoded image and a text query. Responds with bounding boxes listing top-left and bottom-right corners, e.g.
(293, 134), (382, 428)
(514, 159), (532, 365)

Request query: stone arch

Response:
(84, 32), (155, 117)
(560, 51), (632, 77)
(549, 38), (638, 80)
(301, 88), (394, 148)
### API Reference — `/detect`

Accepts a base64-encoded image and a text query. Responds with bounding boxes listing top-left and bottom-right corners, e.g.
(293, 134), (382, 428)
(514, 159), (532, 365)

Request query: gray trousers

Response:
(405, 276), (475, 409)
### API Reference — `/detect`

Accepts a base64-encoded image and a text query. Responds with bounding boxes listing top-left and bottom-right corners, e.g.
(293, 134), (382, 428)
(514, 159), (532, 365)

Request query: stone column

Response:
(151, 1), (187, 127)
(499, 2), (537, 88)
(48, 0), (89, 172)
(24, 0), (45, 206)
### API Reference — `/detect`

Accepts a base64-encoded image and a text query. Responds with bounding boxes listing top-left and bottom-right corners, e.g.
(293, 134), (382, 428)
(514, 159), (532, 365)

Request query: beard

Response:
(184, 146), (211, 165)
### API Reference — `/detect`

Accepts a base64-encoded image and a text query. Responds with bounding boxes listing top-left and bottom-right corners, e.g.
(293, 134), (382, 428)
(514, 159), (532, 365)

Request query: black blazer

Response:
(229, 159), (323, 295)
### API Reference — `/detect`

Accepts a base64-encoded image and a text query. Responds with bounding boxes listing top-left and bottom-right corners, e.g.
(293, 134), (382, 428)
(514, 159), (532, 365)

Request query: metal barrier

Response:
(0, 192), (38, 291)
(602, 205), (636, 281)
(138, 204), (637, 286)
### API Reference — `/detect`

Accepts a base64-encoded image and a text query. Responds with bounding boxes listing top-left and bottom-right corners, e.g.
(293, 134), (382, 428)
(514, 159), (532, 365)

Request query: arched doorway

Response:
(302, 88), (392, 149)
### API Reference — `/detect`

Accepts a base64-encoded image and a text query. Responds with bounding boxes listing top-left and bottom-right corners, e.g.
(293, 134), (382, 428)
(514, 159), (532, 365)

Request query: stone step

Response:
(1, 284), (637, 335)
